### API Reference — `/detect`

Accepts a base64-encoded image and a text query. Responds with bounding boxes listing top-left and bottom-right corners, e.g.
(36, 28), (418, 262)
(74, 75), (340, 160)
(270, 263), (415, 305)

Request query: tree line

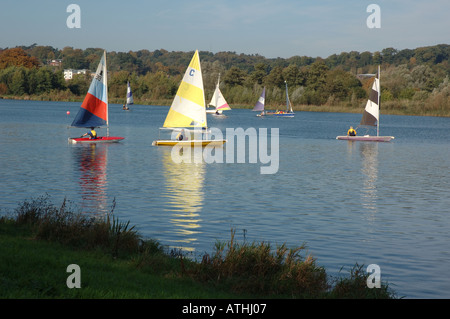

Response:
(0, 44), (449, 114)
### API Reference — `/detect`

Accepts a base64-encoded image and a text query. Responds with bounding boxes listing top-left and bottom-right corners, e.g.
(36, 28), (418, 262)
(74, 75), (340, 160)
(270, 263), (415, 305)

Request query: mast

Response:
(285, 80), (288, 112)
(377, 65), (380, 137)
(215, 73), (220, 109)
(104, 51), (109, 137)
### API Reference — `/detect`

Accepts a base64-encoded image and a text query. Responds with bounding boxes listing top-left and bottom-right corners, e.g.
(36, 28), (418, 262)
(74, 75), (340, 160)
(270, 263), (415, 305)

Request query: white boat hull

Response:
(336, 135), (394, 142)
(152, 139), (227, 147)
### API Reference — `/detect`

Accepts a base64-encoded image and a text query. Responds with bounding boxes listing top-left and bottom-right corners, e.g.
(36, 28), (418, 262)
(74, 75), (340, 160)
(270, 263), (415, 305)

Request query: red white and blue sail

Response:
(71, 51), (108, 128)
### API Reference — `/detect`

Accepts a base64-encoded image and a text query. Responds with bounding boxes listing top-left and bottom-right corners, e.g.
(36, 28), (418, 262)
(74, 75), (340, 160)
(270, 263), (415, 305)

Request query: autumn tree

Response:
(0, 48), (40, 69)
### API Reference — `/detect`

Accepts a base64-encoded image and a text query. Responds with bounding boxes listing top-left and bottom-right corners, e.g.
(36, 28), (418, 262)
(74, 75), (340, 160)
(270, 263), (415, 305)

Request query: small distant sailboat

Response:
(68, 51), (124, 144)
(152, 50), (226, 147)
(273, 81), (294, 117)
(336, 66), (394, 142)
(207, 74), (231, 116)
(123, 81), (133, 110)
(253, 87), (266, 117)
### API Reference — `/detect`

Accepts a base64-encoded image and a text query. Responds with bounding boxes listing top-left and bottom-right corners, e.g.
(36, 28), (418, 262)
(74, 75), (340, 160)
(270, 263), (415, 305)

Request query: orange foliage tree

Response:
(0, 48), (40, 69)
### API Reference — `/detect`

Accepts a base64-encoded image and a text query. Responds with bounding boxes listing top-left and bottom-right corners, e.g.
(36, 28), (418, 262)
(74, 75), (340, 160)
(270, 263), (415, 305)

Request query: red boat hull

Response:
(69, 136), (124, 144)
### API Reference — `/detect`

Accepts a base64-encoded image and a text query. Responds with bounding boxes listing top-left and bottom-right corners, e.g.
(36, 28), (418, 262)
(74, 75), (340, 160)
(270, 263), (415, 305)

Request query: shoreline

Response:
(2, 95), (449, 118)
(0, 196), (398, 299)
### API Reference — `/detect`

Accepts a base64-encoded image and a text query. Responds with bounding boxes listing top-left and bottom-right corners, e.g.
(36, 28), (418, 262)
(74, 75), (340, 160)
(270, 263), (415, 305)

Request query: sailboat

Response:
(68, 51), (124, 144)
(273, 81), (294, 117)
(152, 50), (226, 147)
(252, 87), (266, 116)
(123, 81), (133, 110)
(206, 74), (231, 116)
(336, 66), (394, 142)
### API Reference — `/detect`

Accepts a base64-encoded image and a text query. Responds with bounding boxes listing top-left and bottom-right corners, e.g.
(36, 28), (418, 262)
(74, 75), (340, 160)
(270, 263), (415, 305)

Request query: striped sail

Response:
(71, 51), (108, 128)
(126, 81), (134, 105)
(360, 74), (379, 127)
(252, 87), (265, 111)
(209, 76), (231, 111)
(163, 50), (207, 128)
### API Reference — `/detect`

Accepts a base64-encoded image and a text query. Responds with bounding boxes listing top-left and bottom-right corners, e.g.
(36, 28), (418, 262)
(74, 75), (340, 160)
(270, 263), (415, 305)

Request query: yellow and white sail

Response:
(163, 50), (207, 129)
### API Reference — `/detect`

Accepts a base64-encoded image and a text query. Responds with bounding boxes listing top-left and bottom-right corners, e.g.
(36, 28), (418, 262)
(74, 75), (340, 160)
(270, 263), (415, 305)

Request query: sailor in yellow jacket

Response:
(82, 127), (97, 139)
(347, 126), (356, 136)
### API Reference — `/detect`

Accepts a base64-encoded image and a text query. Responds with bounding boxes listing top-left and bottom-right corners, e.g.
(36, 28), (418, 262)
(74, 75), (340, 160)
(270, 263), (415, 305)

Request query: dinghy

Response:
(69, 51), (124, 144)
(336, 66), (394, 142)
(206, 74), (231, 116)
(152, 50), (226, 147)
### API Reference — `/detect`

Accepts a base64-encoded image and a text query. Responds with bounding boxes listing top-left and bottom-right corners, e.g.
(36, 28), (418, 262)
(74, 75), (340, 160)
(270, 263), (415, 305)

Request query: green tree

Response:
(223, 67), (246, 87)
(264, 66), (284, 88)
(67, 73), (90, 96)
(62, 47), (88, 69)
(9, 68), (26, 95)
(248, 63), (267, 85)
(307, 60), (329, 91)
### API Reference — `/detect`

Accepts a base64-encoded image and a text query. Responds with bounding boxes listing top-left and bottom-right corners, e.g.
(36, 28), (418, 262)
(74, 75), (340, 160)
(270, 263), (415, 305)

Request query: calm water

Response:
(1, 99), (450, 298)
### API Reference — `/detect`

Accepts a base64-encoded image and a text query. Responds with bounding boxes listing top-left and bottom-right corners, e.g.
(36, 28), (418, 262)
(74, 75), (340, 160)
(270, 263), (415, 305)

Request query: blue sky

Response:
(1, 0), (449, 58)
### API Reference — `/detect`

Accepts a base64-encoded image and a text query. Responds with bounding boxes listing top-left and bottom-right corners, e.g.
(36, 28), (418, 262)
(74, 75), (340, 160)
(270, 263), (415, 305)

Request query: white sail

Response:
(209, 75), (231, 111)
(126, 81), (134, 105)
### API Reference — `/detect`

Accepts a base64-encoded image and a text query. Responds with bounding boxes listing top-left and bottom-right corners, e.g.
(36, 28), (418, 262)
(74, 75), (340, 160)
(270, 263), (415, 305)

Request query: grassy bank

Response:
(0, 196), (397, 299)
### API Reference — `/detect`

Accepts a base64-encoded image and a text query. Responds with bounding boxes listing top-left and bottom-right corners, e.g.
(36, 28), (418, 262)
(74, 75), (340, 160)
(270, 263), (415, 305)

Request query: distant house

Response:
(64, 69), (87, 80)
(49, 59), (62, 67)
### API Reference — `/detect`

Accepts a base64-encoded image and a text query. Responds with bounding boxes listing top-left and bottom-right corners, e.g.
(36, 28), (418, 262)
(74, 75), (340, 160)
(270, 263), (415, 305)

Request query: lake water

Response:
(1, 99), (450, 299)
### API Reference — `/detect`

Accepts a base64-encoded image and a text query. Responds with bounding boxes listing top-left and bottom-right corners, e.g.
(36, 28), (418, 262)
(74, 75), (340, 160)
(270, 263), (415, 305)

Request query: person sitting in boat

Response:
(122, 104), (129, 110)
(82, 127), (97, 139)
(176, 129), (185, 141)
(347, 126), (357, 136)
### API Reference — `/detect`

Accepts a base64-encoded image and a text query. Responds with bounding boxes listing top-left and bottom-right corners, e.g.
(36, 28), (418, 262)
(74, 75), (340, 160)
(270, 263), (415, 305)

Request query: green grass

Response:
(0, 196), (398, 299)
(0, 218), (238, 298)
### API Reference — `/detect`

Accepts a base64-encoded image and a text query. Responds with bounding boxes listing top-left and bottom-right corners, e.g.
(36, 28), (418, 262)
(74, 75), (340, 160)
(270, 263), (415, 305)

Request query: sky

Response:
(1, 0), (449, 59)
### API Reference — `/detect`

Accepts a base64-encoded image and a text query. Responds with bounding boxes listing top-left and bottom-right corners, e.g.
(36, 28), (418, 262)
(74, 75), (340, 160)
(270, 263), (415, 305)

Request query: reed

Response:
(194, 229), (329, 297)
(329, 263), (398, 299)
(12, 195), (140, 258)
(1, 197), (397, 298)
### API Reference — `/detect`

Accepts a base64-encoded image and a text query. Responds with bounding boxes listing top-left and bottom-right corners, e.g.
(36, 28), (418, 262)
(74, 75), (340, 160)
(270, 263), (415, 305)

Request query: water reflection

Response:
(72, 144), (108, 215)
(160, 149), (205, 252)
(359, 143), (379, 218)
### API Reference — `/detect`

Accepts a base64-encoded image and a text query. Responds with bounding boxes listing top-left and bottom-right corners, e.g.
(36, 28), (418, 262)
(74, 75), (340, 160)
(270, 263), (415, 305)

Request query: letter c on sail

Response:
(189, 69), (195, 76)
